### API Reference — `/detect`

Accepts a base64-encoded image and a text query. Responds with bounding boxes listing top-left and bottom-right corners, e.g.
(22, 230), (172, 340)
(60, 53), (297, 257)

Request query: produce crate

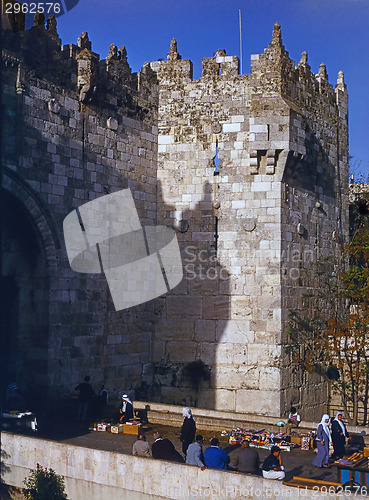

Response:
(111, 424), (124, 434)
(123, 423), (141, 435)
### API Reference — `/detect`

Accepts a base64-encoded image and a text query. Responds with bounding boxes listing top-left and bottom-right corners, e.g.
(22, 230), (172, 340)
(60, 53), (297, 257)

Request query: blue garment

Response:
(204, 446), (230, 470)
(312, 423), (330, 467)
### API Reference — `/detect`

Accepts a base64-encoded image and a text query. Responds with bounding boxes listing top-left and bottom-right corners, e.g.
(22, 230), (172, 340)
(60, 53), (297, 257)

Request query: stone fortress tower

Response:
(1, 12), (348, 420)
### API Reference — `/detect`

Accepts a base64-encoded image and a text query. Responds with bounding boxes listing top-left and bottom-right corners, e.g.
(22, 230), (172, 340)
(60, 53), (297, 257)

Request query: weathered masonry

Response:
(1, 12), (348, 420)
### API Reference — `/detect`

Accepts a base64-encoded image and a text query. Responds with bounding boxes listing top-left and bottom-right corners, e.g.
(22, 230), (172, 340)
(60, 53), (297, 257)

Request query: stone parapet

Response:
(1, 432), (352, 500)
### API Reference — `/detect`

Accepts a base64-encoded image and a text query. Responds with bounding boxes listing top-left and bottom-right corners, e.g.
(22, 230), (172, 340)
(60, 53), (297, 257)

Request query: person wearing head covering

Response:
(180, 407), (196, 456)
(331, 412), (350, 459)
(312, 414), (331, 468)
(119, 394), (134, 423)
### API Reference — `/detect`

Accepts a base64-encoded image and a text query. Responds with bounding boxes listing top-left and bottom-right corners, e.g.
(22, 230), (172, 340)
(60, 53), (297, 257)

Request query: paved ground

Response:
(5, 407), (363, 487)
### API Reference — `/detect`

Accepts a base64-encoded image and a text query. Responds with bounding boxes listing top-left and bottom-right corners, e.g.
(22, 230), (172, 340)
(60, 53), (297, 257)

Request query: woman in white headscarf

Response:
(312, 414), (331, 468)
(331, 412), (350, 459)
(180, 407), (196, 457)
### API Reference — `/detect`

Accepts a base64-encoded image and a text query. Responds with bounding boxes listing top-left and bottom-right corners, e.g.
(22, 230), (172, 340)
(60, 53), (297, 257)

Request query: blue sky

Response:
(45, 0), (368, 181)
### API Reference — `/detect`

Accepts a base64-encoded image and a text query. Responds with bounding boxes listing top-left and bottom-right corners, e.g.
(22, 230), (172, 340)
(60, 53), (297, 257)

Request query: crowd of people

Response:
(130, 406), (353, 482)
(7, 379), (351, 480)
(130, 406), (286, 480)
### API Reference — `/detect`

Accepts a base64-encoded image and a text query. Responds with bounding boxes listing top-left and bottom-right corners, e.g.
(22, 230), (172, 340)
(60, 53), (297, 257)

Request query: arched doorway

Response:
(1, 188), (50, 408)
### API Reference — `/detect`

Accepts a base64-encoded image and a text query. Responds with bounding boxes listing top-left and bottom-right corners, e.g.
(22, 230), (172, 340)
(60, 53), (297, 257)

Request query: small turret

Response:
(77, 32), (92, 51)
(106, 44), (118, 61)
(336, 70), (346, 91)
(317, 63), (328, 82)
(76, 32), (98, 103)
(167, 38), (181, 62)
(33, 11), (45, 29)
(298, 51), (309, 68)
(272, 22), (282, 47)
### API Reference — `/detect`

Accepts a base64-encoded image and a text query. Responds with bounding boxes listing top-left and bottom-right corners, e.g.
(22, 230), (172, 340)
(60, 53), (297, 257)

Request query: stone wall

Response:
(1, 16), (349, 417)
(148, 25), (348, 417)
(1, 432), (348, 500)
(1, 19), (159, 401)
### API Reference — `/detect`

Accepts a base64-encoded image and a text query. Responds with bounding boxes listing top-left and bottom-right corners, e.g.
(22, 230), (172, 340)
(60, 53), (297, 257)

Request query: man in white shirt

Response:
(285, 406), (301, 434)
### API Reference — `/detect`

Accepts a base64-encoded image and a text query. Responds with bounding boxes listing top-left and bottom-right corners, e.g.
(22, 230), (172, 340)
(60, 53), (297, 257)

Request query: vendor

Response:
(262, 446), (285, 480)
(119, 394), (134, 423)
(285, 406), (301, 434)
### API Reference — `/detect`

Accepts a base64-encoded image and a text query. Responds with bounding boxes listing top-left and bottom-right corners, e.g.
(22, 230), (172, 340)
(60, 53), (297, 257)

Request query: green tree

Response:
(23, 464), (68, 500)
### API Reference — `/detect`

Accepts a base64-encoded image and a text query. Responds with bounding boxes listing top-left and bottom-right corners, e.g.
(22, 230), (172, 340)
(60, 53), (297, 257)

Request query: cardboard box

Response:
(111, 424), (124, 434)
(363, 447), (369, 457)
(290, 435), (302, 446)
(123, 423), (140, 435)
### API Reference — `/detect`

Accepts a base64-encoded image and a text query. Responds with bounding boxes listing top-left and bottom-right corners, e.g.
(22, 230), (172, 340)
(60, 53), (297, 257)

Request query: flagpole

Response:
(239, 8), (243, 75)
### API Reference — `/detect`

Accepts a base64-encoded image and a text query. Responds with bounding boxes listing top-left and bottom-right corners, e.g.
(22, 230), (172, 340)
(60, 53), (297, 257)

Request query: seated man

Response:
(232, 440), (260, 474)
(186, 435), (206, 469)
(262, 446), (285, 480)
(204, 438), (230, 470)
(284, 406), (301, 434)
(151, 432), (184, 463)
(132, 434), (152, 457)
(119, 394), (134, 423)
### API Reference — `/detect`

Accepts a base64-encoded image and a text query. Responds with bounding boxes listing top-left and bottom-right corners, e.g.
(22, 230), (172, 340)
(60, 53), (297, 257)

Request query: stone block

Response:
(155, 319), (195, 340)
(202, 296), (230, 320)
(165, 341), (197, 362)
(158, 134), (174, 145)
(199, 342), (217, 365)
(235, 389), (281, 416)
(215, 320), (253, 343)
(215, 366), (249, 389)
(215, 343), (234, 365)
(223, 123), (241, 133)
(214, 388), (236, 412)
(259, 366), (280, 391)
(195, 319), (216, 342)
(247, 343), (273, 365)
(166, 296), (202, 317)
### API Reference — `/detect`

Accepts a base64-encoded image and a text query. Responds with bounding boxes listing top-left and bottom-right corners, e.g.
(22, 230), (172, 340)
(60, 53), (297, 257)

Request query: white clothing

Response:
(262, 470), (285, 480)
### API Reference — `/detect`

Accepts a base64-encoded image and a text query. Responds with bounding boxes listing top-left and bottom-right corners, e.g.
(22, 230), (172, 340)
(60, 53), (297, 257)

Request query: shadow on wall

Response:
(143, 179), (231, 410)
(0, 189), (49, 409)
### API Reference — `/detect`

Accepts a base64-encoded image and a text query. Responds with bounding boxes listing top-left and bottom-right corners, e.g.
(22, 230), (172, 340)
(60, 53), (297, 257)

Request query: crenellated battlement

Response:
(2, 13), (158, 117)
(2, 14), (347, 123)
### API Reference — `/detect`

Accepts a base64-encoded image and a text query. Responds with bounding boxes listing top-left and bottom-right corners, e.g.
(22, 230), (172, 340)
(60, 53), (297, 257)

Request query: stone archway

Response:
(1, 170), (59, 408)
